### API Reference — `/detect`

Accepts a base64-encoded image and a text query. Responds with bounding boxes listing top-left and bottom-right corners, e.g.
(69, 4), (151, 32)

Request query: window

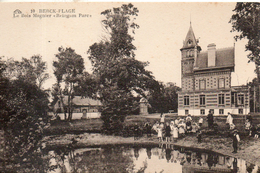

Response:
(237, 94), (244, 105)
(231, 92), (236, 104)
(199, 80), (206, 90)
(239, 109), (243, 114)
(219, 109), (224, 115)
(218, 94), (225, 105)
(210, 109), (214, 114)
(200, 95), (206, 106)
(185, 109), (189, 115)
(200, 109), (205, 115)
(218, 78), (225, 89)
(186, 51), (189, 57)
(184, 96), (189, 106)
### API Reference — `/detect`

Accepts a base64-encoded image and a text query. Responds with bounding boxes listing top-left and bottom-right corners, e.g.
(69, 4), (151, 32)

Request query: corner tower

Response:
(180, 24), (201, 92)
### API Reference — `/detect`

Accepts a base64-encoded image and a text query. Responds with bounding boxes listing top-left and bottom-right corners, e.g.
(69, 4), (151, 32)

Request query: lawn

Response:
(44, 113), (260, 136)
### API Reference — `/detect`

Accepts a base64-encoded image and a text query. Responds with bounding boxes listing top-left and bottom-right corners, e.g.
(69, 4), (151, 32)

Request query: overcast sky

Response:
(0, 2), (256, 90)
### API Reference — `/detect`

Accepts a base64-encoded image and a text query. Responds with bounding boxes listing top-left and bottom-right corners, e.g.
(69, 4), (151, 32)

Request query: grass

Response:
(45, 113), (260, 136)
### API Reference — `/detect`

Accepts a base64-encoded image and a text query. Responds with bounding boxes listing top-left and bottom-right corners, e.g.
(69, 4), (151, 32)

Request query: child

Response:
(165, 122), (171, 142)
(134, 123), (139, 140)
(170, 121), (175, 142)
(175, 117), (180, 125)
(245, 119), (251, 136)
(173, 124), (179, 142)
(178, 120), (186, 137)
(250, 125), (257, 137)
(186, 119), (192, 133)
(152, 121), (160, 133)
(255, 124), (260, 138)
(192, 122), (199, 133)
(157, 123), (163, 142)
(160, 114), (165, 124)
(198, 117), (203, 127)
(232, 129), (240, 153)
(197, 129), (202, 143)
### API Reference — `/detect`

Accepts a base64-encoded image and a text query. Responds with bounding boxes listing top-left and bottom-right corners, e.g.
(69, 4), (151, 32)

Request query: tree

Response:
(53, 47), (85, 121)
(0, 57), (50, 172)
(230, 2), (260, 111)
(148, 82), (180, 114)
(87, 3), (157, 134)
(3, 55), (49, 89)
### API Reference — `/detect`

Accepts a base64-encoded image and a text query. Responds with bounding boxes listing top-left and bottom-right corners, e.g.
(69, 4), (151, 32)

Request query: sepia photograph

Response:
(0, 2), (260, 172)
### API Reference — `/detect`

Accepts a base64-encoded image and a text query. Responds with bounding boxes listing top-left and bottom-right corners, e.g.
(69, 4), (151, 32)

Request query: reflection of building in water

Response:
(46, 146), (260, 173)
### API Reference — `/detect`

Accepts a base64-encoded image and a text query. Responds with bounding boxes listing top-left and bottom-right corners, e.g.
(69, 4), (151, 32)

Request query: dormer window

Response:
(188, 39), (193, 45)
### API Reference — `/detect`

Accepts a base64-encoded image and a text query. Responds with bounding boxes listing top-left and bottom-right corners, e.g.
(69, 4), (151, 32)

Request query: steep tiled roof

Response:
(62, 96), (102, 106)
(195, 47), (234, 70)
(182, 25), (197, 49)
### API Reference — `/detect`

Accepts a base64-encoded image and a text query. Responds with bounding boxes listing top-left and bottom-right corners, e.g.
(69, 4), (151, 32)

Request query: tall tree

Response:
(230, 2), (260, 111)
(53, 47), (85, 121)
(3, 55), (49, 89)
(88, 3), (157, 134)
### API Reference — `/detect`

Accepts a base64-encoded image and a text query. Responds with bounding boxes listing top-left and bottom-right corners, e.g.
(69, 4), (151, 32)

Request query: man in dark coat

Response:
(247, 112), (253, 124)
(207, 110), (214, 129)
(232, 129), (240, 153)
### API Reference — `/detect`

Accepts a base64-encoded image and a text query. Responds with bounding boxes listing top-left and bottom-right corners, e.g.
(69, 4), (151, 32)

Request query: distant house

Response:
(53, 96), (102, 119)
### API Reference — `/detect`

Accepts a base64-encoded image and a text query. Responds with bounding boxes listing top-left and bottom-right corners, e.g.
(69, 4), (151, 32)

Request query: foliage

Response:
(148, 82), (180, 114)
(230, 2), (260, 110)
(3, 55), (49, 89)
(87, 3), (157, 134)
(53, 47), (85, 121)
(230, 3), (260, 63)
(248, 78), (260, 112)
(0, 56), (51, 172)
(0, 81), (50, 172)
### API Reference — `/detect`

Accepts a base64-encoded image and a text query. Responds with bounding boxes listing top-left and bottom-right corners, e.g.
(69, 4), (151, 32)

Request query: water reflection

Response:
(47, 144), (260, 173)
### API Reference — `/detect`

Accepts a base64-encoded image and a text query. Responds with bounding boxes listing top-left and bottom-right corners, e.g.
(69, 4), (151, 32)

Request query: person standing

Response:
(134, 123), (139, 140)
(207, 110), (214, 129)
(173, 124), (179, 142)
(170, 121), (175, 142)
(232, 129), (240, 153)
(247, 112), (253, 124)
(160, 114), (165, 124)
(157, 123), (163, 142)
(165, 122), (171, 142)
(226, 112), (233, 129)
(145, 122), (152, 137)
(198, 117), (203, 127)
(197, 129), (202, 143)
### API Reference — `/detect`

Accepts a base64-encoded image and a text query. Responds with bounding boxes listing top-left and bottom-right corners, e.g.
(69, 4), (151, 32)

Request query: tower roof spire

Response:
(190, 14), (191, 25)
(182, 23), (197, 49)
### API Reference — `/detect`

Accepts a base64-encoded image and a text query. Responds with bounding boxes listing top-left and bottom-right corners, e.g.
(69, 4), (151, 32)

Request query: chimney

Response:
(207, 43), (216, 67)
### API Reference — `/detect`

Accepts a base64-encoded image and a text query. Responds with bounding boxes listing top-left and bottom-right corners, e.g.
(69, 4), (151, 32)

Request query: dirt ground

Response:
(43, 132), (260, 166)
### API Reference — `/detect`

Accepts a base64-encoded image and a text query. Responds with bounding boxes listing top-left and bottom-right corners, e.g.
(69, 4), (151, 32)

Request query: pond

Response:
(46, 143), (259, 173)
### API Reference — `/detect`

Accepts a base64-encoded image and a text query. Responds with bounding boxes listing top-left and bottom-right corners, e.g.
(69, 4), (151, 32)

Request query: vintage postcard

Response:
(0, 2), (259, 173)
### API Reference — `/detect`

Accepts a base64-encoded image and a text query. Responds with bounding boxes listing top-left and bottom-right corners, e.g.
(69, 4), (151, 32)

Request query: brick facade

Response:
(178, 25), (249, 116)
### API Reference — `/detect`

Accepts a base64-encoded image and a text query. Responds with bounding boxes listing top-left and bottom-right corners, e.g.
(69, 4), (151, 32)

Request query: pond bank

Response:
(43, 133), (260, 166)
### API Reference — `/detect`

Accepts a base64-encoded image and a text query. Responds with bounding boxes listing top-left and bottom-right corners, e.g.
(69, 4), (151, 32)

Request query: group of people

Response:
(152, 114), (203, 143)
(243, 113), (260, 138)
(134, 111), (259, 154)
(225, 112), (260, 153)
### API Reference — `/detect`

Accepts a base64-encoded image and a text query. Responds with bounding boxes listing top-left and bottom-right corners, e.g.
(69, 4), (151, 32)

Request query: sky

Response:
(0, 2), (256, 90)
